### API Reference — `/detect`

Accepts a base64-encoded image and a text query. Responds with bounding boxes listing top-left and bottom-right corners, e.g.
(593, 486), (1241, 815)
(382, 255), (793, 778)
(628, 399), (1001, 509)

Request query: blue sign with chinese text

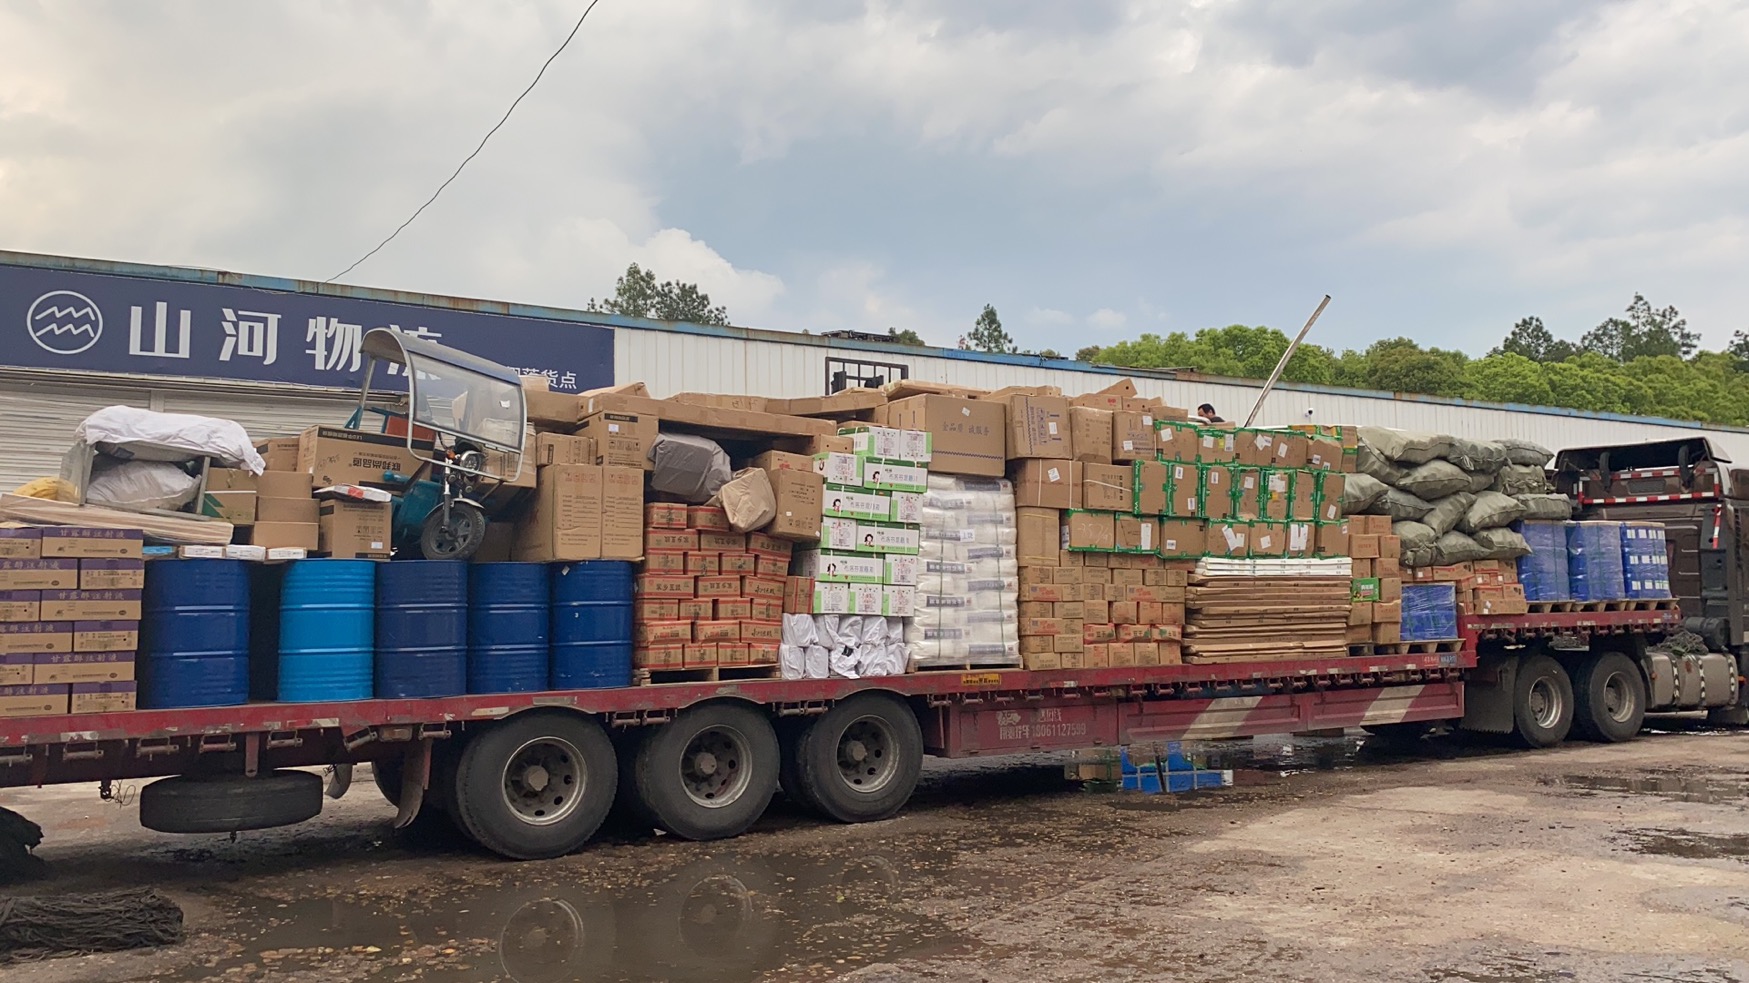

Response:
(2, 262), (614, 392)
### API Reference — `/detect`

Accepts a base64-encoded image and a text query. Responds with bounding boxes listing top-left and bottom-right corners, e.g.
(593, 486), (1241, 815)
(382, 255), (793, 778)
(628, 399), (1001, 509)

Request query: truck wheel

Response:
(633, 702), (778, 841)
(451, 711), (617, 860)
(776, 718), (819, 812)
(1572, 652), (1646, 743)
(793, 694), (923, 824)
(1513, 654), (1574, 748)
(140, 770), (322, 833)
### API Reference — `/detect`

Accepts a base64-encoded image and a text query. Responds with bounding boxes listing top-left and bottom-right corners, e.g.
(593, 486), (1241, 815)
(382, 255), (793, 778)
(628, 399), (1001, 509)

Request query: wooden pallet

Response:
(1526, 601), (1578, 613)
(910, 662), (1024, 672)
(1348, 639), (1464, 656)
(1603, 598), (1680, 611)
(634, 663), (781, 686)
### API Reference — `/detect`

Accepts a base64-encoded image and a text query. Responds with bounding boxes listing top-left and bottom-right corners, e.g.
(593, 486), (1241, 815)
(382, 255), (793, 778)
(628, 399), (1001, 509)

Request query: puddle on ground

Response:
(1623, 827), (1749, 862)
(1541, 774), (1749, 804)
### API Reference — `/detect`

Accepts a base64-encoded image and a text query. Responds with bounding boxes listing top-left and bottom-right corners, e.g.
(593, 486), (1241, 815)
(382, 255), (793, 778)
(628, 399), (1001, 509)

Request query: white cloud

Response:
(1027, 307), (1073, 327)
(1088, 308), (1128, 330)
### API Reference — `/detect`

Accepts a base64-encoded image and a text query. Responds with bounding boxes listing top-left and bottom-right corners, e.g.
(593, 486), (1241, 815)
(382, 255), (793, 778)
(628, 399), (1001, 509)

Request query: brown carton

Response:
(1249, 522), (1287, 557)
(1349, 533), (1381, 559)
(40, 528), (143, 559)
(206, 468), (257, 492)
(69, 680), (135, 713)
(1082, 463), (1133, 512)
(1110, 411), (1157, 462)
(256, 437), (301, 472)
(1236, 430), (1277, 468)
(1307, 436), (1343, 471)
(0, 684), (68, 718)
(1133, 461), (1168, 515)
(1004, 395), (1073, 460)
(875, 395), (1006, 477)
(258, 470), (315, 499)
(1201, 465), (1234, 520)
(533, 433), (596, 467)
(0, 560), (78, 591)
(1290, 470), (1318, 521)
(1272, 432), (1310, 469)
(1373, 600), (1403, 624)
(297, 426), (427, 489)
(1317, 473), (1345, 523)
(1156, 421), (1200, 464)
(1017, 508), (1061, 566)
(1115, 516), (1157, 553)
(1013, 460), (1080, 510)
(251, 522), (319, 551)
(319, 500), (392, 558)
(1166, 463), (1200, 518)
(602, 466), (646, 560)
(1196, 428), (1237, 464)
(1068, 408), (1114, 464)
(514, 464), (603, 562)
(763, 469), (824, 542)
(1158, 519), (1206, 559)
(256, 496), (320, 524)
(749, 450), (815, 473)
(1207, 521), (1249, 558)
(1062, 511), (1116, 551)
(199, 490), (257, 525)
(33, 650), (134, 684)
(1317, 521), (1350, 557)
(577, 412), (657, 470)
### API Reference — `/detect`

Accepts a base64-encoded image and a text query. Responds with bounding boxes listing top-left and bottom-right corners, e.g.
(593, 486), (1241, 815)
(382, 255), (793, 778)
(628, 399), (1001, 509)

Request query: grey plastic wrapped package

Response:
(1366, 488), (1435, 521)
(1340, 473), (1388, 513)
(1492, 464), (1549, 496)
(1459, 491), (1526, 534)
(1498, 438), (1553, 467)
(1358, 427), (1453, 464)
(909, 473), (1020, 669)
(1446, 438), (1507, 474)
(1395, 460), (1472, 500)
(649, 433), (732, 502)
(1515, 494), (1573, 520)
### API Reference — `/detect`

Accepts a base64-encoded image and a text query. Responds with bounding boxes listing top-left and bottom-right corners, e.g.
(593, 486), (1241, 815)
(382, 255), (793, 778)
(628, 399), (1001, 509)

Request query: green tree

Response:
(1728, 329), (1749, 371)
(588, 262), (729, 325)
(1362, 337), (1468, 396)
(886, 327), (926, 346)
(1074, 344), (1103, 362)
(967, 304), (1015, 353)
(1090, 324), (1336, 384)
(1462, 352), (1554, 405)
(1580, 294), (1697, 361)
(1494, 316), (1578, 363)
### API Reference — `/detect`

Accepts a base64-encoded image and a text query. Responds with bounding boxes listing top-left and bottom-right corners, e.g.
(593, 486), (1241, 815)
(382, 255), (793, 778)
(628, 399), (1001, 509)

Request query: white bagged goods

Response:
(76, 405), (266, 472)
(782, 613), (818, 647)
(909, 474), (1020, 669)
(84, 460), (201, 510)
(805, 644), (829, 679)
(780, 644), (808, 680)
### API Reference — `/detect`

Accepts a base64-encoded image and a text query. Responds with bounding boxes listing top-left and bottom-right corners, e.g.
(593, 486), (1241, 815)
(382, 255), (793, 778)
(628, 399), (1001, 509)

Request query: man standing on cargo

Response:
(1197, 403), (1224, 423)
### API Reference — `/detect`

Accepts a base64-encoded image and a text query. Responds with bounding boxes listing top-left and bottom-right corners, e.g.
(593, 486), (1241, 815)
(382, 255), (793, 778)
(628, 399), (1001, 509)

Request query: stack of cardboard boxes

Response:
(633, 506), (790, 672)
(0, 526), (142, 717)
(1344, 515), (1405, 646)
(1408, 558), (1527, 617)
(791, 425), (929, 618)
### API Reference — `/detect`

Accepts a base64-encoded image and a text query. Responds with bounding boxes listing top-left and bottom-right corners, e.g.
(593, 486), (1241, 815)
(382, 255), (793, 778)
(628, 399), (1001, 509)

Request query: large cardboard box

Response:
(257, 496), (320, 524)
(1082, 463), (1132, 512)
(1062, 511), (1116, 551)
(515, 464), (603, 562)
(1195, 428), (1236, 464)
(533, 433), (596, 468)
(875, 395), (1006, 477)
(1110, 411), (1157, 463)
(258, 471), (314, 499)
(1156, 421), (1199, 464)
(40, 528), (141, 559)
(1289, 470), (1317, 521)
(1236, 430), (1276, 468)
(1249, 522), (1287, 557)
(206, 468), (258, 492)
(250, 522), (318, 551)
(1017, 508), (1061, 566)
(297, 426), (428, 489)
(319, 500), (392, 559)
(0, 560), (78, 591)
(199, 490), (257, 524)
(1158, 519), (1206, 559)
(1004, 395), (1072, 460)
(1013, 460), (1080, 510)
(602, 466), (645, 559)
(1233, 467), (1262, 518)
(0, 684), (68, 718)
(1272, 432), (1310, 469)
(577, 412), (657, 470)
(1201, 465), (1234, 520)
(1132, 461), (1168, 515)
(764, 469), (824, 542)
(1316, 473), (1345, 523)
(256, 437), (301, 472)
(1317, 521), (1350, 557)
(1207, 521), (1249, 558)
(1166, 463), (1199, 518)
(1068, 408), (1114, 465)
(1115, 516), (1157, 553)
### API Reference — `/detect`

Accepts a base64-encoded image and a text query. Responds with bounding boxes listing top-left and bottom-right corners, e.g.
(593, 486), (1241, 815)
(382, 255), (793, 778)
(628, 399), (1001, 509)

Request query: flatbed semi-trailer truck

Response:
(0, 604), (1702, 861)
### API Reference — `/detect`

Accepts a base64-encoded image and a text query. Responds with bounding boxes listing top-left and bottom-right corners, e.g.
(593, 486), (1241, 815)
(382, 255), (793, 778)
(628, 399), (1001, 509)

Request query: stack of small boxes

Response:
(1150, 424), (1350, 563)
(0, 526), (142, 717)
(1621, 523), (1672, 600)
(791, 425), (929, 619)
(1343, 515), (1404, 646)
(633, 505), (789, 672)
(1075, 553), (1187, 669)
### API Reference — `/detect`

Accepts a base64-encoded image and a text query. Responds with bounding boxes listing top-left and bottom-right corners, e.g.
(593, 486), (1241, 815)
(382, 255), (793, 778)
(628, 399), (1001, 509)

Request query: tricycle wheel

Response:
(419, 501), (488, 560)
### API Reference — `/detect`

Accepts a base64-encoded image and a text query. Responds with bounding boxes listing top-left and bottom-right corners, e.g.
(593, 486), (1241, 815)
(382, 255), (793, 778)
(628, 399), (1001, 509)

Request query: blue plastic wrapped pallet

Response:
(1400, 583), (1458, 642)
(1566, 520), (1626, 602)
(1620, 522), (1672, 600)
(1515, 520), (1571, 601)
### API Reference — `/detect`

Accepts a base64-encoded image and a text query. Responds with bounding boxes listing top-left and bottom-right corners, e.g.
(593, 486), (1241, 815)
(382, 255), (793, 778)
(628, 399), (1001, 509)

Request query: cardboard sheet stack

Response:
(906, 475), (1022, 669)
(0, 525), (143, 717)
(1185, 557), (1352, 662)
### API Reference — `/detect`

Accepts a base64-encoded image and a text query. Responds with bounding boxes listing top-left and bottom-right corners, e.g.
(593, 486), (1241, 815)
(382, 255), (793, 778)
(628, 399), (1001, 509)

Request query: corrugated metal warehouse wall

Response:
(615, 325), (1749, 464)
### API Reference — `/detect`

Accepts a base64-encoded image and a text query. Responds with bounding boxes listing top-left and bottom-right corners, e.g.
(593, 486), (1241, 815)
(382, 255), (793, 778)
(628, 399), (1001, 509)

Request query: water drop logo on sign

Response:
(26, 290), (103, 355)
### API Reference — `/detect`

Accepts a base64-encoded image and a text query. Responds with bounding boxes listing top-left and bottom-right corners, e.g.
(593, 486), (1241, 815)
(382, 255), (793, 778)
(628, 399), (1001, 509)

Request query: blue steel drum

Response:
(469, 563), (550, 694)
(550, 561), (634, 690)
(279, 559), (376, 702)
(140, 559), (250, 709)
(376, 560), (468, 699)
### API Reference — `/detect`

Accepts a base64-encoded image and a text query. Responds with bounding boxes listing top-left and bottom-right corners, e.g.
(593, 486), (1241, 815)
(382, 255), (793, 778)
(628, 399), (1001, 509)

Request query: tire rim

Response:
(835, 716), (899, 795)
(680, 726), (752, 809)
(500, 898), (585, 983)
(1528, 677), (1564, 730)
(1601, 670), (1636, 724)
(501, 737), (584, 826)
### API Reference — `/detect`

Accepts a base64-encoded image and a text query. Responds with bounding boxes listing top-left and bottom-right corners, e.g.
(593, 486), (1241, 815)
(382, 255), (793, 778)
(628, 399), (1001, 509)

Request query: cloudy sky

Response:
(3, 1), (1746, 356)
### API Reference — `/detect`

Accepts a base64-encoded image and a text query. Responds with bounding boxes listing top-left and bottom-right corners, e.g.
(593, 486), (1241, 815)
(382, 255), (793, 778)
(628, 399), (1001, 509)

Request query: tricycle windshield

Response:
(406, 354), (524, 454)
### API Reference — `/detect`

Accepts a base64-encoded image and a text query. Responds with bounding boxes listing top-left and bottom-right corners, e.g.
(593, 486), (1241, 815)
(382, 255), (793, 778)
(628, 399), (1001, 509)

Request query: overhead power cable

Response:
(325, 0), (606, 283)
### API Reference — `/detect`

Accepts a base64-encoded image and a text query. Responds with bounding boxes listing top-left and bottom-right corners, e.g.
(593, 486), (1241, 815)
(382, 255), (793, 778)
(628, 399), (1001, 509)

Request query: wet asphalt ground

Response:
(4, 721), (1748, 983)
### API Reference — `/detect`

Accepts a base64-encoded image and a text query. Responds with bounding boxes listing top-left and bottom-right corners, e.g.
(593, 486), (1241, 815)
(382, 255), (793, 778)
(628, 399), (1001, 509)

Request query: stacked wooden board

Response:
(1184, 558), (1353, 663)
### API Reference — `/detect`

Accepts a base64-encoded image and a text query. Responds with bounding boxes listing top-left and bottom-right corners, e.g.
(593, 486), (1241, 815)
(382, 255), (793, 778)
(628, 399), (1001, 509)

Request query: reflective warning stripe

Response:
(1580, 491), (1715, 505)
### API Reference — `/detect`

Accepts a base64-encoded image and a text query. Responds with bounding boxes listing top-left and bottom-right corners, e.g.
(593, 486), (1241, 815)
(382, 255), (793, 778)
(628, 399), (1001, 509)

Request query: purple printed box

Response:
(0, 621), (75, 655)
(33, 650), (135, 684)
(40, 590), (142, 621)
(0, 590), (39, 623)
(40, 527), (144, 559)
(0, 683), (69, 718)
(73, 621), (139, 653)
(0, 559), (78, 590)
(0, 527), (40, 559)
(71, 680), (136, 714)
(0, 653), (33, 685)
(79, 558), (145, 590)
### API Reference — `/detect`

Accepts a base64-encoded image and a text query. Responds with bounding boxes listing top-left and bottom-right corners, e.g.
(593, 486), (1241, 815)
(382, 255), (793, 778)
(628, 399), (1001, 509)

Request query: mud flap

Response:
(1461, 654), (1516, 734)
(325, 763), (353, 800)
(392, 739), (433, 830)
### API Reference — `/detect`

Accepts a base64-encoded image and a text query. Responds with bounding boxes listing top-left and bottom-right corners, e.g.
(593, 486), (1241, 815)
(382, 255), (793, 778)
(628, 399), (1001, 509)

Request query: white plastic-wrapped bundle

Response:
(908, 475), (1021, 669)
(786, 615), (907, 679)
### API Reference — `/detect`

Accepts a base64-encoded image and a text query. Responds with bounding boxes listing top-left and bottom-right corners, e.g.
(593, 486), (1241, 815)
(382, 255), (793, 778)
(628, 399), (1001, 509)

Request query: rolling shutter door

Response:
(0, 378), (154, 491)
(155, 389), (357, 441)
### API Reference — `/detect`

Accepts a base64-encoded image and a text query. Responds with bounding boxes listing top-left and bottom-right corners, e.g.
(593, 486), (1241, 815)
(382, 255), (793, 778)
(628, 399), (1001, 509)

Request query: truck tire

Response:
(1572, 652), (1646, 743)
(633, 702), (778, 841)
(775, 717), (819, 812)
(1512, 654), (1574, 748)
(139, 770), (322, 833)
(793, 694), (923, 824)
(450, 711), (617, 860)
